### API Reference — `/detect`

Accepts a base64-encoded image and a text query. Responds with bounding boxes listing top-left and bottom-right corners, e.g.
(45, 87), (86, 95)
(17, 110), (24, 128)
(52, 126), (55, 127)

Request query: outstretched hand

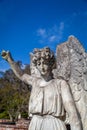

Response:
(1, 50), (11, 61)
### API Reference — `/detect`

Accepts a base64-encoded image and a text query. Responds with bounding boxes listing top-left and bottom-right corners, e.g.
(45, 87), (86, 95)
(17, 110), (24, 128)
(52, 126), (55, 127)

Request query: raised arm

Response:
(1, 50), (33, 85)
(60, 80), (82, 130)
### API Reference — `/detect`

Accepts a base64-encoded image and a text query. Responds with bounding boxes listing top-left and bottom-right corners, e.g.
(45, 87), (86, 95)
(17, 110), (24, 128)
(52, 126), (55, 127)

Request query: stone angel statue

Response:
(1, 36), (84, 130)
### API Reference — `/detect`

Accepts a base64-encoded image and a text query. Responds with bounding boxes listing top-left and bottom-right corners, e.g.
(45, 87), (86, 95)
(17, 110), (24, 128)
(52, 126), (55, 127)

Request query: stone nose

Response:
(40, 62), (44, 68)
(40, 64), (44, 71)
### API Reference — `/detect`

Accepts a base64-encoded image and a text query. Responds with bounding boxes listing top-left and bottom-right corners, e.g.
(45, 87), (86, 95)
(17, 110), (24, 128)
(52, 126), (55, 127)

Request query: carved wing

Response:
(55, 35), (87, 130)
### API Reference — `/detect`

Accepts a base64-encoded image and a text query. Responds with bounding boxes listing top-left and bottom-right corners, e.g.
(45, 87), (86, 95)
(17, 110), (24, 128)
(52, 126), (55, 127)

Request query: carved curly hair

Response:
(31, 47), (56, 70)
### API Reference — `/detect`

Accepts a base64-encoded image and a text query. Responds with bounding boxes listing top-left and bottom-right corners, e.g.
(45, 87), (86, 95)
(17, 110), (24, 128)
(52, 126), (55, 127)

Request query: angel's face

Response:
(36, 58), (50, 76)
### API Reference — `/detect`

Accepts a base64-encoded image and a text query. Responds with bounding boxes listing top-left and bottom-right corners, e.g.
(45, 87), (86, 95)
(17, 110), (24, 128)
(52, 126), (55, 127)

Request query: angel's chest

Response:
(31, 79), (60, 100)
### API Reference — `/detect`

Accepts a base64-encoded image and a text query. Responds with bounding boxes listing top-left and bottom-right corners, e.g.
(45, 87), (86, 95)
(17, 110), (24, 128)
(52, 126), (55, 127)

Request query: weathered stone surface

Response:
(56, 35), (87, 130)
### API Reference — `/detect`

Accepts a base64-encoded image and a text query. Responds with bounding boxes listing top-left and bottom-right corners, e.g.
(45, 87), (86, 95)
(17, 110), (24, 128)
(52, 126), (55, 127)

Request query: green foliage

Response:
(0, 111), (9, 119)
(21, 112), (28, 118)
(0, 65), (31, 121)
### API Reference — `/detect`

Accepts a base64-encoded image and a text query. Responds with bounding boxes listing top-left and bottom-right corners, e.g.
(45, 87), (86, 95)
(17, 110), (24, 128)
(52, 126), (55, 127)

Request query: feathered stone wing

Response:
(55, 35), (87, 130)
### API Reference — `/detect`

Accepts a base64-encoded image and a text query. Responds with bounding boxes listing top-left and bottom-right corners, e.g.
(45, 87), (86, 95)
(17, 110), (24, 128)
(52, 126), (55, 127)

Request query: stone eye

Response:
(37, 62), (40, 65)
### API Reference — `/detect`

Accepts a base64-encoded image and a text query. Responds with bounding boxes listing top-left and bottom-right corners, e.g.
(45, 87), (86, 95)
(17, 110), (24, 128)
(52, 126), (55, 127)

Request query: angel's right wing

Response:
(55, 35), (87, 130)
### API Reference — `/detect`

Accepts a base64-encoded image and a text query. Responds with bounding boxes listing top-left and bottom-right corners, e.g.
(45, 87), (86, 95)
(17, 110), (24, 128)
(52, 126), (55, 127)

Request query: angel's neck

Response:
(41, 72), (53, 82)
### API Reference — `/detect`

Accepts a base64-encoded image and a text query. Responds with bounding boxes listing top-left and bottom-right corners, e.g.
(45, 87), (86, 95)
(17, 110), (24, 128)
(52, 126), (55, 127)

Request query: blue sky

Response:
(0, 0), (87, 71)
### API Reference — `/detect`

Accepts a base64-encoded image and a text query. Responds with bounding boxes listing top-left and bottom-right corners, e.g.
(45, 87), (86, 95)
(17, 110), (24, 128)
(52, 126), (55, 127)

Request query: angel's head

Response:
(30, 47), (56, 76)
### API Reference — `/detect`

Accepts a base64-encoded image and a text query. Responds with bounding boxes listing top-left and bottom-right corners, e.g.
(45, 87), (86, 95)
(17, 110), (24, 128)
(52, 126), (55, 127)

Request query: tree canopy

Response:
(0, 63), (31, 121)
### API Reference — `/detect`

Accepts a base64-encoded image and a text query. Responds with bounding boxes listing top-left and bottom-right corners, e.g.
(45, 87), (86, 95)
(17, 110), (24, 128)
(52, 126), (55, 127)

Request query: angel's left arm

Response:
(60, 80), (82, 130)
